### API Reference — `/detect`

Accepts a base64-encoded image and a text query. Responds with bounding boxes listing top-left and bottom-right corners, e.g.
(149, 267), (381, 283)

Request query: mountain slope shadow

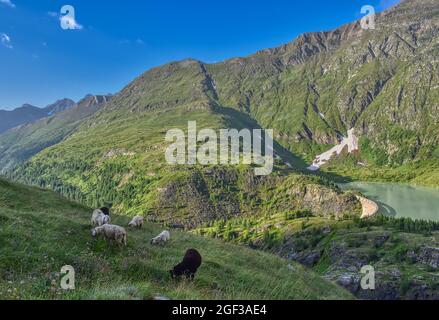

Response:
(214, 105), (307, 169)
(213, 105), (348, 183)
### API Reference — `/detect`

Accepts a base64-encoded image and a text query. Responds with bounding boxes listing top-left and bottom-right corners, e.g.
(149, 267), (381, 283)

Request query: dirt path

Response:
(356, 196), (379, 218)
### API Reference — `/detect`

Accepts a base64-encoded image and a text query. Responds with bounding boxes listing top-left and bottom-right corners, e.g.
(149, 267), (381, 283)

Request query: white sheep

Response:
(91, 224), (127, 246)
(91, 209), (110, 226)
(128, 216), (144, 229)
(150, 230), (171, 245)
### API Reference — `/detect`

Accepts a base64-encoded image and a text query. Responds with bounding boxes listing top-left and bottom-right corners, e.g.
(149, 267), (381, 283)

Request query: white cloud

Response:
(1, 33), (13, 49)
(0, 0), (16, 8)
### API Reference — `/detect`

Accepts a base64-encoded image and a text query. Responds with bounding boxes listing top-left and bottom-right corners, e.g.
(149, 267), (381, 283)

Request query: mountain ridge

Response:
(0, 94), (111, 172)
(0, 99), (75, 135)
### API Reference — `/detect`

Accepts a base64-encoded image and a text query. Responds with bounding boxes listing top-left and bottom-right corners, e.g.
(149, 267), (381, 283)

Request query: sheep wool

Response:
(128, 216), (144, 228)
(151, 230), (171, 245)
(170, 249), (202, 280)
(91, 224), (127, 246)
(91, 209), (110, 226)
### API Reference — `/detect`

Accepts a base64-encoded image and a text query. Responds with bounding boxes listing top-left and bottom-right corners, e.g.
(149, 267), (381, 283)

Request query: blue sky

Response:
(0, 0), (400, 110)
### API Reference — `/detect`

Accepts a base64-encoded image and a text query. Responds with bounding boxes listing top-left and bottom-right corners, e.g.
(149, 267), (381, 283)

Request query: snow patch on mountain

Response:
(308, 129), (359, 171)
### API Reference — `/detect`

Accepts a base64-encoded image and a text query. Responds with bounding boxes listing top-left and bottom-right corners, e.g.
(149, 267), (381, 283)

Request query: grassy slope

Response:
(0, 178), (353, 300)
(10, 106), (224, 210)
(322, 156), (439, 188)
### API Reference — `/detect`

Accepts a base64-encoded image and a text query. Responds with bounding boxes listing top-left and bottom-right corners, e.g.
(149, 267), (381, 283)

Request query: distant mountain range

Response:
(0, 94), (111, 172)
(0, 99), (75, 134)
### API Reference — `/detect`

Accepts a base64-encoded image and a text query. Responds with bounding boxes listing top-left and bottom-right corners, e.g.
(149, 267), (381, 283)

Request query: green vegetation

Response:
(196, 212), (439, 299)
(0, 0), (438, 300)
(323, 158), (439, 187)
(197, 210), (439, 250)
(6, 97), (360, 228)
(0, 178), (353, 300)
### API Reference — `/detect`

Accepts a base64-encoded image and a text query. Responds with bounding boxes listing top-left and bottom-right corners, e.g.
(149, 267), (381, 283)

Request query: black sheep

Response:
(170, 249), (202, 280)
(100, 207), (110, 216)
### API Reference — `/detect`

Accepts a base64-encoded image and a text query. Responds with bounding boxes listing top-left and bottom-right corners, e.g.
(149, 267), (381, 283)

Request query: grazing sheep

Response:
(128, 216), (144, 229)
(91, 224), (127, 246)
(170, 249), (202, 280)
(150, 230), (171, 245)
(91, 209), (110, 226)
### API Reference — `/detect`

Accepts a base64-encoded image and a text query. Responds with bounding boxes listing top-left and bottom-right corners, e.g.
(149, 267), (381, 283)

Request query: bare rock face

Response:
(287, 250), (322, 267)
(336, 274), (361, 294)
(413, 246), (439, 270)
(292, 184), (361, 219)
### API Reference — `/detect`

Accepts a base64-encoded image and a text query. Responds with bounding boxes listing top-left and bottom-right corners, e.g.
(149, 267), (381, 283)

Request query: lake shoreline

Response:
(339, 181), (439, 222)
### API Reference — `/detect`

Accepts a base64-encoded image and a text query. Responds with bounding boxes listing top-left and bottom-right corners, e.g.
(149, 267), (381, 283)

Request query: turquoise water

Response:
(340, 182), (439, 222)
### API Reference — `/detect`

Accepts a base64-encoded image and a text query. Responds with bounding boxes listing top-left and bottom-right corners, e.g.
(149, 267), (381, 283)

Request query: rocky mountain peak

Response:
(77, 94), (112, 108)
(43, 98), (75, 116)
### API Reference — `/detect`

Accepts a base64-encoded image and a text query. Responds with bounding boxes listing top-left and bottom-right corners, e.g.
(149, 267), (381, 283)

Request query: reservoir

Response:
(339, 182), (439, 222)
